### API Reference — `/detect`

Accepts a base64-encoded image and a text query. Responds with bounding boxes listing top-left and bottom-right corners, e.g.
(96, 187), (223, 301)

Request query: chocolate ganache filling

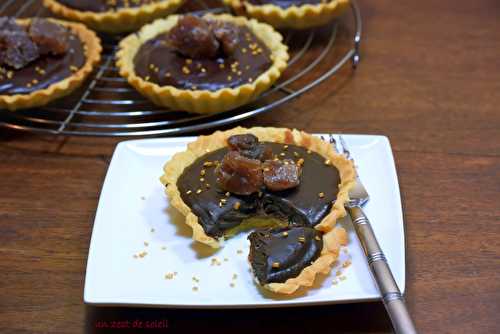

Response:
(133, 16), (273, 91)
(176, 134), (340, 284)
(248, 226), (323, 284)
(246, 0), (323, 9)
(176, 140), (340, 237)
(57, 0), (162, 12)
(0, 18), (85, 96)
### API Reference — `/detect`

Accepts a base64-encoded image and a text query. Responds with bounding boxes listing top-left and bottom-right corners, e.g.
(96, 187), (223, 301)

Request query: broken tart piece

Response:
(160, 127), (356, 293)
(224, 0), (350, 29)
(43, 0), (184, 33)
(116, 14), (288, 114)
(0, 17), (101, 111)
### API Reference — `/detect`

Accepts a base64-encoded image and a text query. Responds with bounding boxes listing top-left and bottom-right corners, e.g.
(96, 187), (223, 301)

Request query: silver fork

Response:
(331, 135), (417, 334)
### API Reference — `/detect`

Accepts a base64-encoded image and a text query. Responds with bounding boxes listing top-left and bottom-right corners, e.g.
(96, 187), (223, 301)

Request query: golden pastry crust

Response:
(265, 226), (347, 294)
(0, 19), (102, 111)
(224, 0), (350, 29)
(43, 0), (184, 34)
(160, 126), (356, 248)
(116, 14), (289, 114)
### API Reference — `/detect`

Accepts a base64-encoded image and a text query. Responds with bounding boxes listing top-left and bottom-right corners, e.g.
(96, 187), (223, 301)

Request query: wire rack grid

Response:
(0, 0), (362, 136)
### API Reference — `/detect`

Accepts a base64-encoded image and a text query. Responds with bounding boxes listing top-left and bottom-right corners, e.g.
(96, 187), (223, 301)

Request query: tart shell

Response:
(116, 14), (289, 114)
(160, 126), (356, 248)
(43, 0), (184, 34)
(0, 18), (102, 111)
(224, 0), (350, 29)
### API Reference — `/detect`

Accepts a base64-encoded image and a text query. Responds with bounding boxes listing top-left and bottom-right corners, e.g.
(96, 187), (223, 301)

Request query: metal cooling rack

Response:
(0, 0), (362, 136)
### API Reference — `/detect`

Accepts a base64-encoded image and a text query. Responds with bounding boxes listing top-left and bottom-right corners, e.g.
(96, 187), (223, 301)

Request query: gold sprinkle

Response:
(219, 63), (225, 69)
(182, 66), (190, 74)
(324, 159), (331, 165)
(138, 251), (148, 258)
(233, 201), (241, 210)
(219, 202), (223, 208)
(200, 169), (206, 176)
(200, 177), (205, 182)
(258, 191), (263, 198)
(242, 48), (247, 53)
(70, 65), (78, 72)
(293, 151), (300, 157)
(225, 192), (231, 197)
(165, 72), (171, 78)
(165, 273), (174, 279)
(196, 189), (202, 194)
(32, 79), (38, 85)
(343, 260), (352, 268)
(186, 59), (193, 64)
(283, 145), (289, 150)
(263, 167), (270, 172)
(279, 152), (286, 157)
(248, 78), (253, 83)
(297, 158), (305, 166)
(205, 183), (211, 189)
(272, 262), (280, 268)
(26, 83), (32, 88)
(298, 237), (306, 243)
(145, 76), (150, 81)
(203, 161), (214, 167)
(149, 63), (155, 70)
(220, 198), (227, 204)
(201, 68), (206, 73)
(227, 75), (232, 81)
(318, 192), (325, 198)
(186, 190), (192, 195)
(315, 236), (321, 241)
(282, 231), (288, 237)
(307, 150), (312, 154)
(336, 270), (342, 277)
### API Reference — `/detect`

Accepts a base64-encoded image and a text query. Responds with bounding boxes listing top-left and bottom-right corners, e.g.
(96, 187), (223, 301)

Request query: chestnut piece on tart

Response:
(160, 127), (356, 294)
(224, 0), (350, 29)
(117, 14), (289, 114)
(0, 17), (101, 111)
(43, 0), (184, 33)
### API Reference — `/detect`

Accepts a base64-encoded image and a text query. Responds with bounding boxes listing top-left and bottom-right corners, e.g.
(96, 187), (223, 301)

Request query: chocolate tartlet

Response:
(43, 0), (184, 33)
(161, 127), (355, 294)
(224, 0), (350, 29)
(116, 14), (288, 114)
(0, 18), (101, 111)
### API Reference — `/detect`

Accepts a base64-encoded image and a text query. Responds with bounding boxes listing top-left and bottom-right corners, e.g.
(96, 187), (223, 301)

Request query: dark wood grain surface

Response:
(1, 0), (499, 333)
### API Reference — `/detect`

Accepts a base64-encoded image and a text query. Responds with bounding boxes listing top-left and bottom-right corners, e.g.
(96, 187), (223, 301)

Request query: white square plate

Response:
(84, 134), (405, 308)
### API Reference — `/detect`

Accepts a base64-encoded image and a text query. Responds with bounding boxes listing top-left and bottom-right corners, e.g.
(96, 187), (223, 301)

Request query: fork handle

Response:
(348, 206), (418, 334)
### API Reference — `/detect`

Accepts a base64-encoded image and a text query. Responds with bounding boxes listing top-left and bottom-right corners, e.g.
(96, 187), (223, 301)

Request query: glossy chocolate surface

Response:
(0, 34), (85, 95)
(176, 142), (340, 238)
(247, 0), (323, 9)
(248, 226), (323, 284)
(133, 25), (272, 91)
(57, 0), (162, 12)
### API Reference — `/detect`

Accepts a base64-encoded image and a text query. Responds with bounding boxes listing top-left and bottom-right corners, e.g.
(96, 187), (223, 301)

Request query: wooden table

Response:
(1, 0), (499, 333)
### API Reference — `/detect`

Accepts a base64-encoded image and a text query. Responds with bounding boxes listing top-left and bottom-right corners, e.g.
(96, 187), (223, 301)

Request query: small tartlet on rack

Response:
(224, 0), (350, 29)
(160, 127), (356, 293)
(116, 14), (289, 114)
(43, 0), (184, 34)
(0, 18), (101, 111)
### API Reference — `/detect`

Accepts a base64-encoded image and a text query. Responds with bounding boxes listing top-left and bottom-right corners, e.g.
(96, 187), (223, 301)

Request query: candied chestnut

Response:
(227, 134), (272, 161)
(0, 17), (39, 69)
(209, 20), (239, 56)
(29, 18), (69, 56)
(167, 15), (219, 59)
(215, 151), (263, 195)
(262, 159), (301, 191)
